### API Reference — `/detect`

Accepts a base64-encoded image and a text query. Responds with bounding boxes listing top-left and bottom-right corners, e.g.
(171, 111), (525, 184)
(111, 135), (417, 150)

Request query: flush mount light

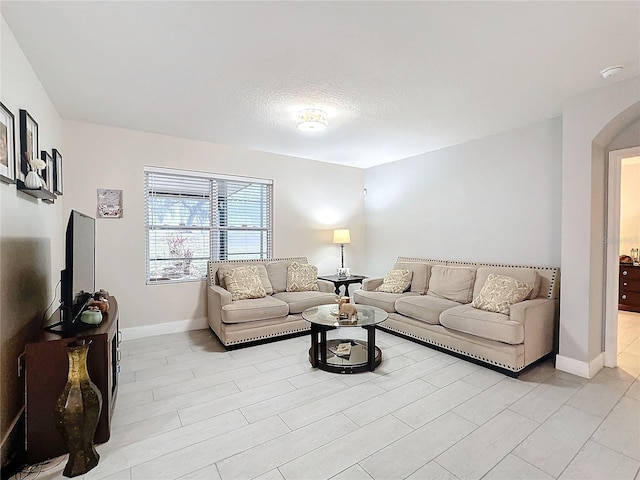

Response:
(600, 65), (624, 79)
(296, 108), (328, 132)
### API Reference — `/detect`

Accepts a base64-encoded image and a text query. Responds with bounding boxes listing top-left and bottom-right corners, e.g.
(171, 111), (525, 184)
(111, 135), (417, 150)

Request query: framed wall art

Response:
(19, 109), (38, 178)
(97, 189), (123, 218)
(41, 150), (53, 192)
(53, 148), (63, 195)
(0, 102), (16, 184)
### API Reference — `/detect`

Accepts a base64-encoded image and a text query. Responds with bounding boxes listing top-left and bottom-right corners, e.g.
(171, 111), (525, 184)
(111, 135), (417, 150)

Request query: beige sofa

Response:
(353, 257), (560, 375)
(207, 257), (337, 347)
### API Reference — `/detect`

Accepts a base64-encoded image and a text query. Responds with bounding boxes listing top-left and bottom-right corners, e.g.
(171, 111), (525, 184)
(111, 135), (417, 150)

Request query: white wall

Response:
(0, 16), (65, 462)
(61, 121), (365, 334)
(363, 118), (562, 276)
(558, 78), (639, 377)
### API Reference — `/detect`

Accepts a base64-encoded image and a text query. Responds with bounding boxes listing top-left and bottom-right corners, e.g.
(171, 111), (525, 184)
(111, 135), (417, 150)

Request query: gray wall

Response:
(363, 118), (562, 276)
(559, 78), (639, 374)
(0, 17), (65, 464)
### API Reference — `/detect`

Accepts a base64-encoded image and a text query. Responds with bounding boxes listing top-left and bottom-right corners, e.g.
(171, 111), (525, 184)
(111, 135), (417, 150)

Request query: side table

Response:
(318, 274), (366, 296)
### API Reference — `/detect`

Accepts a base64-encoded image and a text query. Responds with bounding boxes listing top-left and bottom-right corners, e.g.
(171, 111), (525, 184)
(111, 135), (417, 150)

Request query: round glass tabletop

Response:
(301, 304), (388, 328)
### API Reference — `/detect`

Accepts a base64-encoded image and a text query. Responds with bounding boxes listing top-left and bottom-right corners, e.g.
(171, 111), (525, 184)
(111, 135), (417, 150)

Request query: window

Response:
(145, 167), (273, 283)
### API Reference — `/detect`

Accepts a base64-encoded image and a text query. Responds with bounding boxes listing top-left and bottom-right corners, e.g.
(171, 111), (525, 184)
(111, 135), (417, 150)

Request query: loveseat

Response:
(207, 257), (337, 347)
(353, 257), (560, 375)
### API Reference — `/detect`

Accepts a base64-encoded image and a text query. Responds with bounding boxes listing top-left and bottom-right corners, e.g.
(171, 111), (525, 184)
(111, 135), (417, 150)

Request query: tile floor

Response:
(11, 312), (640, 480)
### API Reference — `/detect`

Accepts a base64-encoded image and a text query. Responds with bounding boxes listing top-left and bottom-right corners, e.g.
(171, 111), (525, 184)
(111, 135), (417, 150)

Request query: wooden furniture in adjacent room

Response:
(619, 264), (640, 313)
(24, 297), (120, 464)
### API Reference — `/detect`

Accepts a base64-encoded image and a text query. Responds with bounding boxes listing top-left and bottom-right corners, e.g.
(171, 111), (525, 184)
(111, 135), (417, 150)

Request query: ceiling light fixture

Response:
(296, 108), (328, 132)
(600, 65), (624, 79)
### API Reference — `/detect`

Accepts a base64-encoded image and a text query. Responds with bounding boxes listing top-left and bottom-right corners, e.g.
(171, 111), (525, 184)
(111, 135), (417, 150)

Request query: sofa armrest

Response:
(362, 277), (383, 291)
(510, 298), (556, 365)
(207, 285), (233, 339)
(317, 279), (335, 294)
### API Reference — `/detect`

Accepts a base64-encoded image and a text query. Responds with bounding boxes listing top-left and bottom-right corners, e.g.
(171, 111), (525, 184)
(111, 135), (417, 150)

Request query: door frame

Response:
(604, 146), (640, 366)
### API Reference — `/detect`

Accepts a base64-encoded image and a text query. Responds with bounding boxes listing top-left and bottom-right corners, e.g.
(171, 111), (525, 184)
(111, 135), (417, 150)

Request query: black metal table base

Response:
(309, 324), (381, 373)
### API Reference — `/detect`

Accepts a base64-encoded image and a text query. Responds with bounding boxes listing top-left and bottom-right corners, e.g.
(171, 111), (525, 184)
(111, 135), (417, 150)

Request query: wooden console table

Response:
(24, 296), (120, 464)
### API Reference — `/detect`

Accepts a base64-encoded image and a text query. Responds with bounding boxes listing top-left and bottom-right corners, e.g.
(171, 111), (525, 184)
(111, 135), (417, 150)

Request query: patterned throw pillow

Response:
(375, 269), (413, 293)
(286, 262), (319, 292)
(222, 266), (266, 301)
(471, 274), (533, 315)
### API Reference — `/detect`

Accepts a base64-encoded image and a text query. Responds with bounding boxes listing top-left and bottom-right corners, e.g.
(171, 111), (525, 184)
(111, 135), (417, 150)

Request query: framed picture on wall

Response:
(53, 148), (63, 195)
(0, 102), (16, 184)
(19, 109), (38, 177)
(41, 150), (53, 192)
(97, 189), (123, 218)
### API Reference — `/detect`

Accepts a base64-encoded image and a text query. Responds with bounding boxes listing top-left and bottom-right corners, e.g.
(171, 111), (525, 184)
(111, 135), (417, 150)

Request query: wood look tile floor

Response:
(12, 312), (640, 480)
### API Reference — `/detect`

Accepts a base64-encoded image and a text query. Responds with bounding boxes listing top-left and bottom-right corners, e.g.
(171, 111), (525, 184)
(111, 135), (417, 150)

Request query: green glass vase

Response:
(55, 340), (103, 477)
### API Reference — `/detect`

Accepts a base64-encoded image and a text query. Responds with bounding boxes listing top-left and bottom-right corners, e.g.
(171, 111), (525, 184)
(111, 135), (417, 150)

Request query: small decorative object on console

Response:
(80, 309), (103, 325)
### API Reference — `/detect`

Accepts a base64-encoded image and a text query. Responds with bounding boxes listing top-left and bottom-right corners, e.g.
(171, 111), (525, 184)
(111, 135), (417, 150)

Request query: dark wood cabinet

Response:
(619, 265), (640, 313)
(24, 297), (120, 464)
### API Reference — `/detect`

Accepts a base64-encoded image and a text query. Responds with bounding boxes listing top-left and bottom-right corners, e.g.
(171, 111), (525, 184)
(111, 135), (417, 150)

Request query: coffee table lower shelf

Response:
(308, 338), (382, 374)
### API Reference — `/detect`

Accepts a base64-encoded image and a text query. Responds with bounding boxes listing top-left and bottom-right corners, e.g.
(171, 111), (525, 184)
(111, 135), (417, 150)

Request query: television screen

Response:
(61, 210), (96, 327)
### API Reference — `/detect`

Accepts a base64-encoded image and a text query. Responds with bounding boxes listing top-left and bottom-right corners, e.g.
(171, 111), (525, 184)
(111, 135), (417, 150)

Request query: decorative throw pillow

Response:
(471, 274), (533, 315)
(375, 269), (413, 293)
(218, 264), (273, 295)
(286, 262), (319, 292)
(222, 266), (266, 301)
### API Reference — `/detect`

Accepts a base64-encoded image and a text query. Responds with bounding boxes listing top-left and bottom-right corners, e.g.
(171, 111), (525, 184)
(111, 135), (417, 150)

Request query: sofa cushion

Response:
(218, 264), (273, 295)
(440, 304), (525, 345)
(221, 296), (289, 324)
(222, 266), (267, 301)
(286, 262), (320, 292)
(473, 266), (540, 300)
(393, 262), (431, 294)
(471, 274), (533, 315)
(267, 260), (295, 293)
(427, 265), (476, 303)
(395, 295), (462, 325)
(375, 269), (413, 293)
(273, 291), (338, 314)
(353, 289), (420, 313)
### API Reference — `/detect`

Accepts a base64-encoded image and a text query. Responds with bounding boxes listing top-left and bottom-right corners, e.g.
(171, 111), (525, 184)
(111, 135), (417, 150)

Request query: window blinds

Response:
(145, 168), (273, 283)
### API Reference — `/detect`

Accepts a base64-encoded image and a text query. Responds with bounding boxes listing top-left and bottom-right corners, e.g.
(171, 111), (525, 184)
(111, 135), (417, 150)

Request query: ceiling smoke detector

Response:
(600, 66), (624, 79)
(296, 109), (328, 132)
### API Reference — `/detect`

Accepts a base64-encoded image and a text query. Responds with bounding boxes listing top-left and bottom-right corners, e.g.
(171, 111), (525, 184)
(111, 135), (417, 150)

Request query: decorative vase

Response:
(24, 170), (42, 189)
(55, 340), (103, 477)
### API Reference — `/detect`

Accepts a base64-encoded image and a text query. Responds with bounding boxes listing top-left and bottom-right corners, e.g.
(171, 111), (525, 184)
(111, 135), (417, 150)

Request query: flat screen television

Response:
(47, 210), (96, 334)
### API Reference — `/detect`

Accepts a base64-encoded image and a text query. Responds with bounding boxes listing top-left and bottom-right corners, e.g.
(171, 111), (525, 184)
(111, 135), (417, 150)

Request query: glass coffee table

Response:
(302, 304), (388, 373)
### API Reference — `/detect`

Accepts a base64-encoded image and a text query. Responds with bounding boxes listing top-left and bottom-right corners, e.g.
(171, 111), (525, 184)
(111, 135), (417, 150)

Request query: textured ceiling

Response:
(1, 1), (639, 168)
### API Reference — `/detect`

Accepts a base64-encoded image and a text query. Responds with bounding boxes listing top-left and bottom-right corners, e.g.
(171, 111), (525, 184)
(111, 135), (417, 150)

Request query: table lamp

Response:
(333, 229), (351, 274)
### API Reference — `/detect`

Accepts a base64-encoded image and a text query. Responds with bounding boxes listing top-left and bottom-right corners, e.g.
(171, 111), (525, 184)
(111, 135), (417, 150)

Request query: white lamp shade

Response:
(333, 229), (351, 244)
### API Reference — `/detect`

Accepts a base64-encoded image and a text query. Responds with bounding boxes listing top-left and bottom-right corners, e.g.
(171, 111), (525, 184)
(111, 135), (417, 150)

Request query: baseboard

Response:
(555, 352), (604, 379)
(121, 317), (208, 341)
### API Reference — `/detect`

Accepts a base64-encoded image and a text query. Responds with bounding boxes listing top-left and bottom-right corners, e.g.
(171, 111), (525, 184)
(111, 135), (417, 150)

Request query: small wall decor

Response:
(19, 109), (38, 178)
(0, 102), (16, 184)
(41, 150), (53, 192)
(97, 189), (123, 218)
(53, 148), (63, 194)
